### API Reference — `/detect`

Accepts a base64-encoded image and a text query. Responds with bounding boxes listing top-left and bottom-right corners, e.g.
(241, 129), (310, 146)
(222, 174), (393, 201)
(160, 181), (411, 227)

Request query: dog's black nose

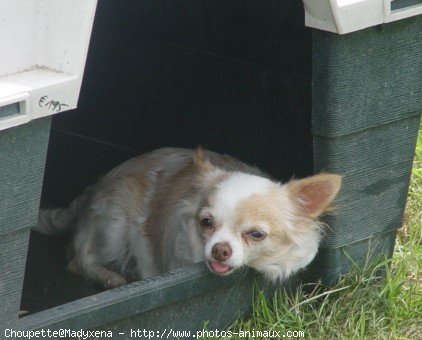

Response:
(212, 243), (232, 261)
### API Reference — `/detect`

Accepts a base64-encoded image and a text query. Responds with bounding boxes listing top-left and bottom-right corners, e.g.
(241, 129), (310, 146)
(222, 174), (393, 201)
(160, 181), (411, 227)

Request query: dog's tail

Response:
(34, 193), (87, 235)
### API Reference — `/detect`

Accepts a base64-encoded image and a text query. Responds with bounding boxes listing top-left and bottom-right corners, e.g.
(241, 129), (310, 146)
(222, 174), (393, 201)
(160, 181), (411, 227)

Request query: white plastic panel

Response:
(303, 0), (422, 34)
(0, 0), (98, 131)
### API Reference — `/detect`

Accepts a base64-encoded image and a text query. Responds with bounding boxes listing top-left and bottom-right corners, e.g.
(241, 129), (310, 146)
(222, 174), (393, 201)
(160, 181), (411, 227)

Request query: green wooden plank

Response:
(314, 116), (420, 248)
(0, 229), (30, 330)
(0, 118), (51, 330)
(312, 16), (422, 138)
(0, 118), (51, 236)
(312, 15), (421, 284)
(19, 263), (255, 332)
(97, 278), (253, 339)
(306, 231), (397, 285)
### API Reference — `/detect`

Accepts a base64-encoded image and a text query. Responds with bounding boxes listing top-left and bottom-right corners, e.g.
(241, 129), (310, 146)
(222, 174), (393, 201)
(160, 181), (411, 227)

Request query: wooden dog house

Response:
(0, 0), (420, 335)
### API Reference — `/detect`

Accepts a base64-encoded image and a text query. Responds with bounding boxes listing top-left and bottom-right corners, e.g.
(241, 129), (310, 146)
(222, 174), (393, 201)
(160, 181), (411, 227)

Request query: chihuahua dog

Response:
(35, 147), (341, 289)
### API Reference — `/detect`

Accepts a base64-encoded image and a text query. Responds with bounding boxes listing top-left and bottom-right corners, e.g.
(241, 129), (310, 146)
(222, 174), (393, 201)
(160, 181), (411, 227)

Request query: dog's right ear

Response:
(193, 147), (214, 172)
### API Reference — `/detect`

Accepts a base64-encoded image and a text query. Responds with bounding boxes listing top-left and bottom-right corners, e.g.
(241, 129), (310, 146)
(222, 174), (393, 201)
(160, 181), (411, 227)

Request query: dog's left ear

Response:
(288, 174), (342, 218)
(193, 147), (214, 172)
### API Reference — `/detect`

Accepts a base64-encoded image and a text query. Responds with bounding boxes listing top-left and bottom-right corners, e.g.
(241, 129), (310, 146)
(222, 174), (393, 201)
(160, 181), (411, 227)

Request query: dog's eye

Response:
(248, 230), (266, 239)
(201, 217), (213, 228)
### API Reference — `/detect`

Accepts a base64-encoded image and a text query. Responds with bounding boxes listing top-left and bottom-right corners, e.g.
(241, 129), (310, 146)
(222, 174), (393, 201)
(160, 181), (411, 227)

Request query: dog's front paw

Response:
(103, 274), (127, 289)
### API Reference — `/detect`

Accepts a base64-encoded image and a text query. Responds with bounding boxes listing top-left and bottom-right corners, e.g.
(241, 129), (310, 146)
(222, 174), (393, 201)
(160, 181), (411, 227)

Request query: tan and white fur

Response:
(35, 147), (341, 289)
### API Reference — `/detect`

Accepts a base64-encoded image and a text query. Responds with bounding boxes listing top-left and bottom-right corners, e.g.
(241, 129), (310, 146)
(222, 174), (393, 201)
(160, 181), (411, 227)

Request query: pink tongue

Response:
(210, 261), (231, 273)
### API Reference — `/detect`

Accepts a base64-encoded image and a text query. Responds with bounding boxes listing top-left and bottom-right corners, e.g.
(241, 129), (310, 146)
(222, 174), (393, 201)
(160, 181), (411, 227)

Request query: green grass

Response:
(214, 125), (422, 340)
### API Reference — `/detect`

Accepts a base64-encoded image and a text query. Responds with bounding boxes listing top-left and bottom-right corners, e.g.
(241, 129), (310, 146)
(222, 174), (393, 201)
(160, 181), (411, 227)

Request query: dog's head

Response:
(194, 150), (342, 282)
